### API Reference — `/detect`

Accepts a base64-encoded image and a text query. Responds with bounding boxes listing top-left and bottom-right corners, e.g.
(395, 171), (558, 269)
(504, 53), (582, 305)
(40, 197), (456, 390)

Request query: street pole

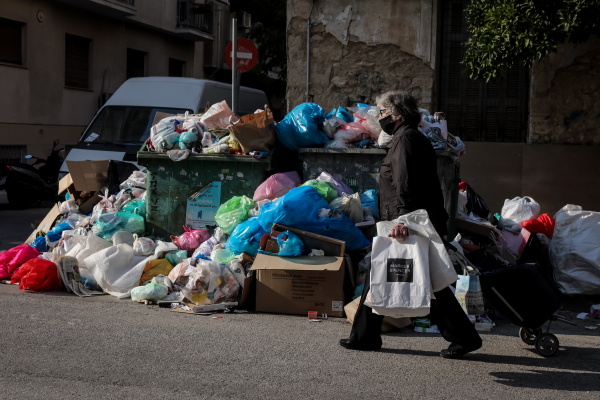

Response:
(232, 17), (238, 115)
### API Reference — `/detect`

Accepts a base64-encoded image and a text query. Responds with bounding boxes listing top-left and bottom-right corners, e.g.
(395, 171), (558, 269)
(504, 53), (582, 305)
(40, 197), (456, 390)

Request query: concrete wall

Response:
(286, 0), (439, 112)
(0, 0), (199, 159)
(459, 142), (600, 216)
(529, 37), (600, 144)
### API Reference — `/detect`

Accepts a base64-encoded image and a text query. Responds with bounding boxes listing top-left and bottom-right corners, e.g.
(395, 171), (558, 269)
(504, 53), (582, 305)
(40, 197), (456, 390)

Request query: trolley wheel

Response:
(535, 333), (559, 357)
(519, 328), (540, 345)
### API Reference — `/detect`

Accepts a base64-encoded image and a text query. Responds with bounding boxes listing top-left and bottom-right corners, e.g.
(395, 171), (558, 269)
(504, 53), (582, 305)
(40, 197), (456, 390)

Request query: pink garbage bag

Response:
(0, 244), (40, 281)
(317, 171), (354, 196)
(253, 171), (302, 202)
(170, 226), (211, 255)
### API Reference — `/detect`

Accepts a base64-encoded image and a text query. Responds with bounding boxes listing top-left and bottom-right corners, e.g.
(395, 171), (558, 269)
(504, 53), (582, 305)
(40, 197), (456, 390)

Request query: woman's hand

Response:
(388, 223), (408, 241)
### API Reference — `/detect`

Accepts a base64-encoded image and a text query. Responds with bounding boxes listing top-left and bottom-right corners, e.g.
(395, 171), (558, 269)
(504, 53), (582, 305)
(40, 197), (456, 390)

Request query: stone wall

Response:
(286, 0), (439, 112)
(529, 38), (600, 145)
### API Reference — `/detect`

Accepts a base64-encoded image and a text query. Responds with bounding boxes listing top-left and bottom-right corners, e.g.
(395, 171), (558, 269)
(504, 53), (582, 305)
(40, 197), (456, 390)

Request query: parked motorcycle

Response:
(0, 139), (65, 208)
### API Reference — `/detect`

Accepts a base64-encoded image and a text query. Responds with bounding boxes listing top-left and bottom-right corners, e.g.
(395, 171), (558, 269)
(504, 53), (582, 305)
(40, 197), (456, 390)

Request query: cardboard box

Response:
(26, 205), (61, 244)
(252, 255), (346, 317)
(66, 160), (110, 192)
(456, 217), (496, 238)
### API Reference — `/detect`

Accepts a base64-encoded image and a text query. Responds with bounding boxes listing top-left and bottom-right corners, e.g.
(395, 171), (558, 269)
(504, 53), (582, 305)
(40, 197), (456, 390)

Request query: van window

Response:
(81, 106), (191, 144)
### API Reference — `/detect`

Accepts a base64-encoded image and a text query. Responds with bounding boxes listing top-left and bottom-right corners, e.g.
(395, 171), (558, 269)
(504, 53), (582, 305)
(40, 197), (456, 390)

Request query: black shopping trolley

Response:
(479, 263), (575, 357)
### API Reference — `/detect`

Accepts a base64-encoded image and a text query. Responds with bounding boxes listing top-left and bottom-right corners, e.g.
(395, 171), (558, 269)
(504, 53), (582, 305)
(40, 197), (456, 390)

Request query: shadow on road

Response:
(490, 369), (600, 391)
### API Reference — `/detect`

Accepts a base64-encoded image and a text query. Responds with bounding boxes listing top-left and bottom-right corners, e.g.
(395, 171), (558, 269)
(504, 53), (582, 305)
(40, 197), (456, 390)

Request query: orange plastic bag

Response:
(139, 258), (173, 285)
(11, 258), (59, 291)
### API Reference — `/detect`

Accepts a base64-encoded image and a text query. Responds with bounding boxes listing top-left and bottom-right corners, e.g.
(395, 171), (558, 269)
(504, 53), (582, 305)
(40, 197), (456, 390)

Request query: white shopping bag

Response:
(369, 235), (431, 318)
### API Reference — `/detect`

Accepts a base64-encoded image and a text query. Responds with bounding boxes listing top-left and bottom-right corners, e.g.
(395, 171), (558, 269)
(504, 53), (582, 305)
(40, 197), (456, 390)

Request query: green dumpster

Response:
(137, 147), (271, 239)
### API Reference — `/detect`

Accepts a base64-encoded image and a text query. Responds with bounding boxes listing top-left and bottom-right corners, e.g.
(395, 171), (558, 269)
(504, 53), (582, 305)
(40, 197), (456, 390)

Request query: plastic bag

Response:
(333, 122), (369, 143)
(377, 130), (393, 149)
(120, 171), (147, 190)
(30, 235), (48, 253)
(10, 258), (59, 291)
(178, 130), (198, 150)
(322, 115), (346, 139)
(253, 171), (301, 202)
(324, 139), (352, 149)
(76, 234), (113, 265)
(200, 100), (238, 128)
(277, 231), (305, 257)
(139, 258), (174, 285)
(213, 248), (236, 264)
(228, 259), (246, 287)
(521, 213), (555, 239)
(154, 241), (178, 258)
(151, 117), (181, 152)
(47, 220), (75, 242)
(112, 230), (135, 247)
(359, 189), (380, 219)
(329, 193), (363, 223)
(225, 217), (266, 257)
(458, 182), (491, 221)
(170, 226), (211, 254)
(353, 111), (381, 140)
(301, 180), (338, 203)
(317, 171), (353, 197)
(59, 199), (80, 215)
(121, 199), (146, 218)
(215, 196), (255, 235)
(167, 149), (190, 162)
(0, 244), (39, 281)
(91, 211), (145, 241)
(275, 103), (330, 152)
(182, 260), (240, 305)
(131, 283), (169, 302)
(424, 127), (465, 160)
(165, 250), (188, 266)
(193, 236), (219, 260)
(500, 196), (541, 229)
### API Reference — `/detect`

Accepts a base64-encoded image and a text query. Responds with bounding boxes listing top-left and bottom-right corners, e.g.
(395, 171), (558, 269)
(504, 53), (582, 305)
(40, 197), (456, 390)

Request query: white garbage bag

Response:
(499, 196), (540, 229)
(329, 193), (363, 223)
(76, 234), (113, 265)
(368, 235), (431, 317)
(83, 244), (150, 298)
(550, 205), (600, 295)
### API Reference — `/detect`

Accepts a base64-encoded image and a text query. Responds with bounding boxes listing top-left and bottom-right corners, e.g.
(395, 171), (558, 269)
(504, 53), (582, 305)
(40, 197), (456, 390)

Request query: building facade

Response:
(0, 0), (232, 162)
(287, 0), (600, 214)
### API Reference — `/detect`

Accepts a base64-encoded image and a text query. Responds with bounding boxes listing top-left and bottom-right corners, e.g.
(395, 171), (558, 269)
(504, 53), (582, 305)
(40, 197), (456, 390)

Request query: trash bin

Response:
(137, 147), (271, 239)
(298, 148), (458, 236)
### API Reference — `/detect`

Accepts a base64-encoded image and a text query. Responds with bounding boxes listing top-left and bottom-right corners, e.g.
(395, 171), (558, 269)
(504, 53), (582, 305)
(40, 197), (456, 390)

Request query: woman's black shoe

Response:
(440, 344), (481, 359)
(339, 339), (381, 351)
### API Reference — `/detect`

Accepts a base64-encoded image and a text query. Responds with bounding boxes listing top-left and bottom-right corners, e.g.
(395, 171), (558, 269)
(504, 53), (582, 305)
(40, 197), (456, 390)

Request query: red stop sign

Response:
(225, 38), (258, 73)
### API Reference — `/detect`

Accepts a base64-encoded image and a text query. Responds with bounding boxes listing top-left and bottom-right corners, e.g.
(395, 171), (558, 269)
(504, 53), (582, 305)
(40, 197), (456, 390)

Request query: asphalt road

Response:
(1, 194), (599, 399)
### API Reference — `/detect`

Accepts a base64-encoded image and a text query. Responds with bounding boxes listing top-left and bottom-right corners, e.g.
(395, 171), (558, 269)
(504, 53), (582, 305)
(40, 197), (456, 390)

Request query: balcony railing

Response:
(115, 0), (135, 5)
(177, 0), (214, 35)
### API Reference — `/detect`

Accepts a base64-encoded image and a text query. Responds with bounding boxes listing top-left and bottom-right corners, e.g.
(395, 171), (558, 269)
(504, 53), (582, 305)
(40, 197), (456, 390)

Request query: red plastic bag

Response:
(333, 122), (369, 143)
(171, 225), (211, 254)
(253, 171), (301, 202)
(0, 244), (39, 281)
(521, 213), (555, 238)
(11, 258), (59, 291)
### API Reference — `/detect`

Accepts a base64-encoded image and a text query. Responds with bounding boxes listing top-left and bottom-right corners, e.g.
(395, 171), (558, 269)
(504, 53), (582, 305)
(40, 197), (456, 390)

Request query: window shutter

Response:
(65, 34), (91, 89)
(0, 19), (23, 65)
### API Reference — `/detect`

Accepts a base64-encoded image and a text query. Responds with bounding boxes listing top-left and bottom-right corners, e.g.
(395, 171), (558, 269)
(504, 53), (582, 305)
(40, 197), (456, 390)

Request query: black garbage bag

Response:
(465, 183), (491, 221)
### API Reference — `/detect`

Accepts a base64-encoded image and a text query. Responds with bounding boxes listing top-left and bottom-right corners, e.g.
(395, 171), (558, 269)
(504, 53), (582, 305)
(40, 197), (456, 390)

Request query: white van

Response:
(61, 77), (269, 172)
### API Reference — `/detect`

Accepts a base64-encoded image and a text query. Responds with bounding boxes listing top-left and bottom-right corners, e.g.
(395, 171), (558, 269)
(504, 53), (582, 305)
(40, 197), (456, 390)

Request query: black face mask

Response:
(379, 115), (397, 135)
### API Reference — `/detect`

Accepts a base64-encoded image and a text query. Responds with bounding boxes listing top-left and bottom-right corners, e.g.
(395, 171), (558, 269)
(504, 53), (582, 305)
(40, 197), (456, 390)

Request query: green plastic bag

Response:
(165, 250), (188, 266)
(213, 248), (236, 264)
(122, 199), (146, 218)
(301, 180), (338, 203)
(92, 211), (145, 241)
(215, 195), (255, 235)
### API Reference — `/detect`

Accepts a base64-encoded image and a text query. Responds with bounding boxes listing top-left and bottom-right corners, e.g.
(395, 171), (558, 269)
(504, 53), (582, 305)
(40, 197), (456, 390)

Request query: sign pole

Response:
(231, 17), (238, 115)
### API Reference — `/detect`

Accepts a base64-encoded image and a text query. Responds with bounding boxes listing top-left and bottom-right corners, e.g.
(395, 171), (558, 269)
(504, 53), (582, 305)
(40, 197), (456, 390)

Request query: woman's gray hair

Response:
(376, 90), (422, 126)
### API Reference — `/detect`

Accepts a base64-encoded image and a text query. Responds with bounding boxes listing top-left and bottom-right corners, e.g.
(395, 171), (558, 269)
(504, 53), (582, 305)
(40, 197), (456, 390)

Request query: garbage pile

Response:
(145, 100), (465, 163)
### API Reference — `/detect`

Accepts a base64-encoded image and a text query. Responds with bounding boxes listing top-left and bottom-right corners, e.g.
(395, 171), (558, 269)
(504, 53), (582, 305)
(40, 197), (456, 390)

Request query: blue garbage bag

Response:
(258, 186), (328, 232)
(226, 217), (267, 257)
(46, 221), (73, 242)
(359, 189), (380, 219)
(276, 103), (330, 152)
(258, 186), (371, 252)
(277, 231), (305, 256)
(335, 107), (352, 123)
(30, 236), (48, 252)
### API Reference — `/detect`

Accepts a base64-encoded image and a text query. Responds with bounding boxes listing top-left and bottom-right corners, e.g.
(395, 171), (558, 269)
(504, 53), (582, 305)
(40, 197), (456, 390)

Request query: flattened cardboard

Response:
(58, 173), (73, 195)
(66, 160), (110, 192)
(78, 191), (103, 215)
(456, 217), (495, 238)
(26, 204), (61, 244)
(251, 255), (344, 272)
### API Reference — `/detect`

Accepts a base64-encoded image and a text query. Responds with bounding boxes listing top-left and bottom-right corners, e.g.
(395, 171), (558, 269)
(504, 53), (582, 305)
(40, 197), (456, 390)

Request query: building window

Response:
(65, 34), (92, 89)
(0, 145), (27, 164)
(0, 18), (25, 66)
(127, 48), (148, 79)
(168, 58), (186, 77)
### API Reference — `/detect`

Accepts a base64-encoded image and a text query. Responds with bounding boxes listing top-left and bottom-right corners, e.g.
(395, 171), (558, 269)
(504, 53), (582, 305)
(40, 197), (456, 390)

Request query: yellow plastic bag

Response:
(139, 258), (173, 285)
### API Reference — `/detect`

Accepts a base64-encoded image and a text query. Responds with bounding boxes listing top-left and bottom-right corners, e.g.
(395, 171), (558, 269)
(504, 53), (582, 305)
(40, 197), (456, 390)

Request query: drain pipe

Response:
(306, 0), (316, 103)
